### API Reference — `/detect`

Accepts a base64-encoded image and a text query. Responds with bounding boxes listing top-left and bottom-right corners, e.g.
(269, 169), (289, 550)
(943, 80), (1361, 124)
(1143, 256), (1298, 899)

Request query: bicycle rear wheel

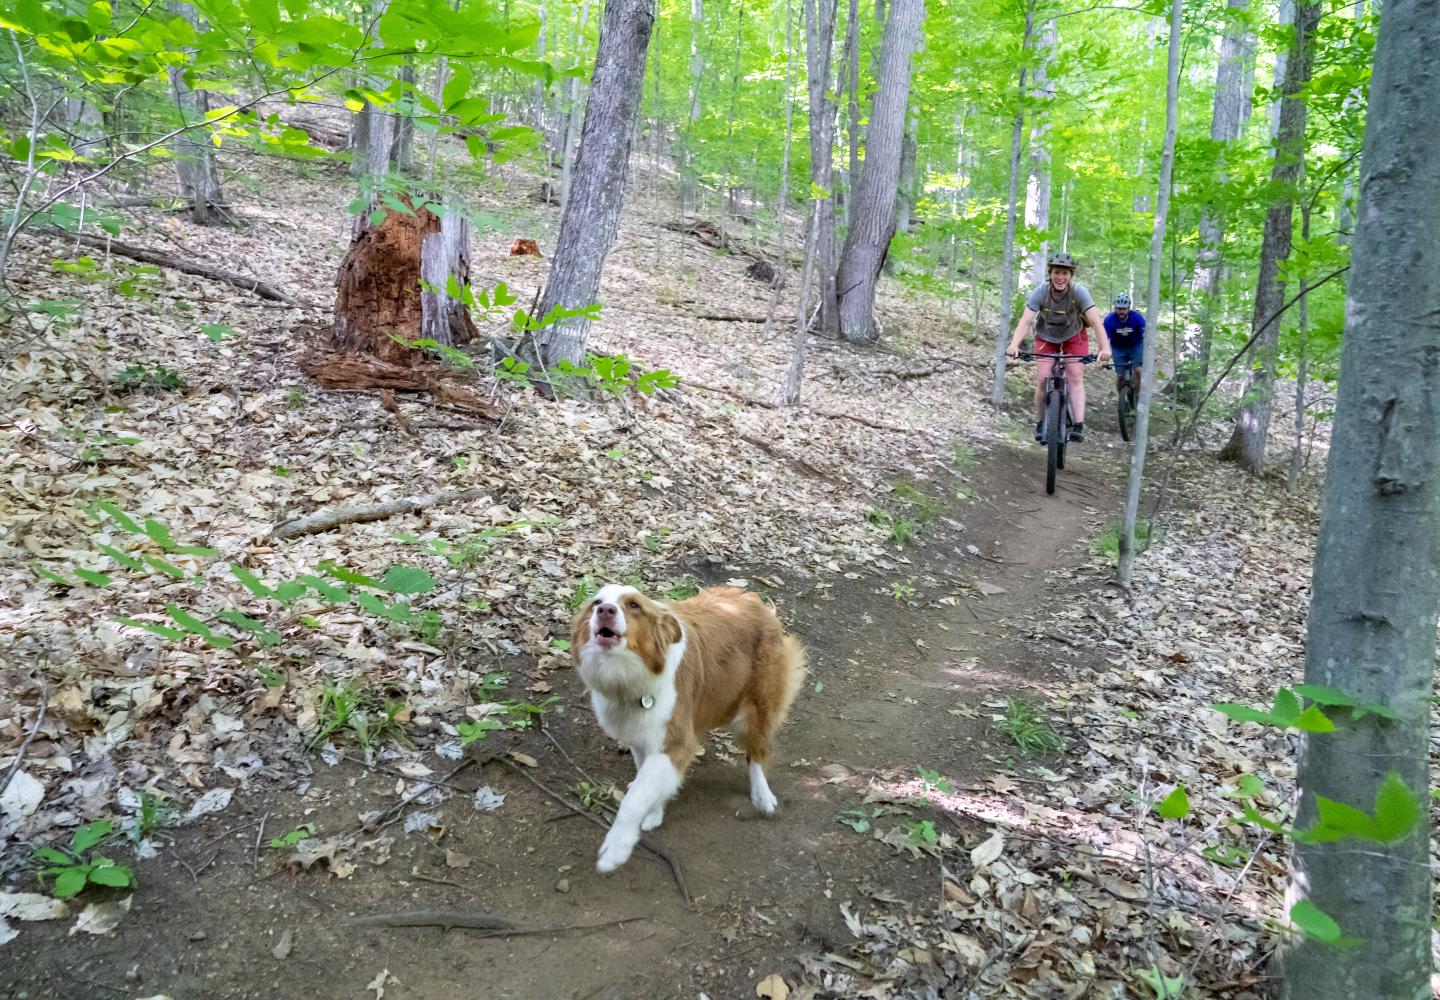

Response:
(1118, 383), (1134, 442)
(1045, 391), (1062, 495)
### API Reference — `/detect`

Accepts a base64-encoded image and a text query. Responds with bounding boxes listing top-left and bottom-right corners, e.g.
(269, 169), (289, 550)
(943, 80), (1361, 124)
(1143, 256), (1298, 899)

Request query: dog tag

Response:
(639, 694), (655, 710)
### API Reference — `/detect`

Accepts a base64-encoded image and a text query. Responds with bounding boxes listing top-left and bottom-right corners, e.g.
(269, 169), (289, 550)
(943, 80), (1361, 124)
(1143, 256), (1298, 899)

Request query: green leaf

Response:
(273, 581), (308, 604)
(1288, 900), (1342, 943)
(118, 617), (188, 641)
(32, 563), (73, 587)
(296, 575), (350, 603)
(142, 554), (188, 580)
(379, 565), (435, 595)
(1293, 705), (1337, 733)
(1137, 966), (1185, 999)
(231, 564), (274, 600)
(52, 867), (88, 897)
(442, 64), (472, 109)
(1371, 772), (1423, 842)
(1156, 785), (1190, 820)
(32, 847), (72, 865)
(142, 518), (175, 549)
(318, 562), (378, 587)
(1292, 683), (1400, 720)
(214, 611), (281, 646)
(93, 500), (142, 534)
(73, 568), (112, 586)
(165, 605), (234, 649)
(86, 860), (134, 888)
(96, 543), (145, 571)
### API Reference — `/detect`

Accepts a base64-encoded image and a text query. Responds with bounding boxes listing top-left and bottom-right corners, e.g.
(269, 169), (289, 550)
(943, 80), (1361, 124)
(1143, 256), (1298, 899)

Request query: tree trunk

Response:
(885, 102), (918, 274)
(393, 61), (416, 173)
(783, 185), (822, 405)
(840, 0), (860, 232)
(560, 0), (595, 213)
(832, 0), (923, 344)
(1280, 2), (1440, 993)
(1219, 0), (1319, 473)
(1287, 189), (1310, 492)
(168, 3), (228, 226)
(803, 0), (841, 337)
(1185, 0), (1253, 402)
(1023, 16), (1055, 286)
(680, 0), (704, 214)
(1117, 0), (1180, 588)
(763, 0), (797, 343)
(525, 0), (656, 371)
(989, 8), (1034, 409)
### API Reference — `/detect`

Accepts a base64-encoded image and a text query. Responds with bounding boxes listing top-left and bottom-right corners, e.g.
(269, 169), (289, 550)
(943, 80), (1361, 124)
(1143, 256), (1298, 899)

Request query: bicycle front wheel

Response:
(1045, 391), (1062, 495)
(1118, 384), (1134, 442)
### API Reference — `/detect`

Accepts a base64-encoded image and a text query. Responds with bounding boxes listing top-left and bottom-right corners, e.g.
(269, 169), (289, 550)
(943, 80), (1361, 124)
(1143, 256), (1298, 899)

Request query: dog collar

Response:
(637, 694), (655, 710)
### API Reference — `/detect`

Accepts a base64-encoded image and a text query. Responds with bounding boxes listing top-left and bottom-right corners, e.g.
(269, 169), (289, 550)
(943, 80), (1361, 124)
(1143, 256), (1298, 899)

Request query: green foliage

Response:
(1093, 518), (1158, 565)
(1212, 687), (1338, 733)
(1287, 900), (1353, 946)
(916, 766), (952, 794)
(905, 819), (939, 851)
(565, 576), (599, 611)
(126, 790), (175, 844)
(665, 577), (700, 601)
(33, 821), (136, 898)
(308, 682), (411, 753)
(553, 352), (681, 396)
(1155, 786), (1190, 820)
(268, 823), (316, 849)
(1136, 966), (1185, 999)
(574, 780), (620, 811)
(113, 363), (185, 393)
(1291, 773), (1423, 846)
(994, 697), (1064, 755)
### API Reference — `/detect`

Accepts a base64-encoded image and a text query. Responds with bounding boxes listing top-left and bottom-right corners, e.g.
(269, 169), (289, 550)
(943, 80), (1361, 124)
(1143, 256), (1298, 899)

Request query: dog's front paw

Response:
(640, 808), (665, 832)
(751, 785), (779, 815)
(596, 829), (638, 873)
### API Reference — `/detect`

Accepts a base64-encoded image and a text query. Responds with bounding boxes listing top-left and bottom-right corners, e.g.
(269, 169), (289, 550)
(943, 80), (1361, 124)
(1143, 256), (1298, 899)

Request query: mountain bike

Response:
(1018, 351), (1097, 495)
(1105, 363), (1139, 442)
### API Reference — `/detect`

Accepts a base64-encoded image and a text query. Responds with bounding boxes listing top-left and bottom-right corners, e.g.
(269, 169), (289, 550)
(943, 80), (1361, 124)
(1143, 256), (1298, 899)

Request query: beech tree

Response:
(1280, 1), (1439, 994)
(525, 0), (657, 372)
(832, 0), (923, 343)
(1219, 0), (1320, 473)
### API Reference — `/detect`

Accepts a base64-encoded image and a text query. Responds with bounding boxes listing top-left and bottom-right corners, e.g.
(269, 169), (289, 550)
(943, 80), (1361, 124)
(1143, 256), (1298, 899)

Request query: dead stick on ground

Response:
(52, 229), (313, 307)
(252, 812), (269, 870)
(0, 672), (47, 800)
(486, 755), (691, 905)
(683, 380), (932, 436)
(272, 488), (486, 539)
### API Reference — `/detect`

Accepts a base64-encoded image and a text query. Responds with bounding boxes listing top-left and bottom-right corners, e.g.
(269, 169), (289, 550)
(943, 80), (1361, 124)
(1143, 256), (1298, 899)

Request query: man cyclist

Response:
(1005, 251), (1110, 443)
(1103, 293), (1146, 393)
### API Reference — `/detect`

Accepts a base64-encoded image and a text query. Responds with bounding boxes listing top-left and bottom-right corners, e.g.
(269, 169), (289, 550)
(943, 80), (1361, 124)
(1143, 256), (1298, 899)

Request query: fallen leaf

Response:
(365, 968), (395, 999)
(445, 850), (472, 869)
(184, 787), (233, 822)
(69, 896), (132, 936)
(272, 927), (294, 960)
(969, 830), (1004, 869)
(508, 751), (538, 768)
(0, 893), (68, 922)
(755, 973), (789, 1000)
(473, 786), (506, 812)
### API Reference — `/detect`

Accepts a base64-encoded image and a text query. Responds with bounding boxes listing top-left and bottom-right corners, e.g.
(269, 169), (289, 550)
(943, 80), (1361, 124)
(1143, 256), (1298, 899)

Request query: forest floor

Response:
(2, 155), (1420, 999)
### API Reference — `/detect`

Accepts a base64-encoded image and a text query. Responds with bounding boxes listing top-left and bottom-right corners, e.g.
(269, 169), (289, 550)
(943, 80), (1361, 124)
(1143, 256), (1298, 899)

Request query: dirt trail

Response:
(2, 431), (1132, 1000)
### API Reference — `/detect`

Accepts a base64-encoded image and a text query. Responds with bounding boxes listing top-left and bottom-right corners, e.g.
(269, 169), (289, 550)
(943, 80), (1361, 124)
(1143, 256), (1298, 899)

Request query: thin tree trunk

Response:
(1186, 0), (1254, 402)
(833, 0), (924, 344)
(168, 2), (228, 226)
(1287, 188), (1310, 492)
(560, 0), (595, 212)
(427, 56), (448, 185)
(1023, 16), (1055, 286)
(783, 190), (822, 405)
(802, 0), (841, 336)
(840, 0), (860, 231)
(1117, 0), (1181, 587)
(989, 8), (1034, 409)
(393, 61), (416, 173)
(885, 102), (918, 275)
(1219, 0), (1319, 473)
(680, 0), (704, 214)
(763, 0), (797, 342)
(525, 0), (656, 372)
(1280, 2), (1439, 993)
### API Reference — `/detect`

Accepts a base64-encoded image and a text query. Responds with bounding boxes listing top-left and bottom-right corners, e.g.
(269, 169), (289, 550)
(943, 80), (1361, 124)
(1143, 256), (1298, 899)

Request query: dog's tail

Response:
(776, 633), (807, 720)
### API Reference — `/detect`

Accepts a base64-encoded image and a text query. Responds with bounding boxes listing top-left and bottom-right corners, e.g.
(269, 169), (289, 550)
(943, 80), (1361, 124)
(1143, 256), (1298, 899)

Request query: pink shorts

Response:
(1036, 332), (1089, 356)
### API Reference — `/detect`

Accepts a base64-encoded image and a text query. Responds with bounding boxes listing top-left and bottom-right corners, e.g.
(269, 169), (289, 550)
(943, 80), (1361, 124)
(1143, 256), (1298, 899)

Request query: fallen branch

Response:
(486, 754), (692, 905)
(52, 229), (311, 306)
(300, 351), (500, 418)
(272, 488), (486, 540)
(0, 671), (47, 801)
(349, 909), (514, 932)
(738, 432), (847, 485)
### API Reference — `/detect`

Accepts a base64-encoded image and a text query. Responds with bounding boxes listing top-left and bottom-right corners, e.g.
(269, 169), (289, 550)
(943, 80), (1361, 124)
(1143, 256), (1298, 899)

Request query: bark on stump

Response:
(332, 205), (476, 365)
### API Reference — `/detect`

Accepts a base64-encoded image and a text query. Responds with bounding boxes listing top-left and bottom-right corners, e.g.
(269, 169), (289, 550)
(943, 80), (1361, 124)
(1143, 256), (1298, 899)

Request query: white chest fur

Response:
(577, 629), (686, 756)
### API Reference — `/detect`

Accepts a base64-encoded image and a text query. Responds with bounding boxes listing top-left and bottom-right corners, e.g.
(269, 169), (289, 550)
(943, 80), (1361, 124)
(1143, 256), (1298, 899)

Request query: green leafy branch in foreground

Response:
(32, 821), (136, 899)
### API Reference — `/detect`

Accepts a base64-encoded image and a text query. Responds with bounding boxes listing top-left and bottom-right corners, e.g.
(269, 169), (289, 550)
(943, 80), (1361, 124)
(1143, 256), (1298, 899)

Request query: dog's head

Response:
(571, 583), (683, 673)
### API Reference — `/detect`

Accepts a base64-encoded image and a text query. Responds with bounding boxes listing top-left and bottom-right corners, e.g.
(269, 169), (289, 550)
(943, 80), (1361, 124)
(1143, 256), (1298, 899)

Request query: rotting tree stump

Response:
(331, 202), (477, 366)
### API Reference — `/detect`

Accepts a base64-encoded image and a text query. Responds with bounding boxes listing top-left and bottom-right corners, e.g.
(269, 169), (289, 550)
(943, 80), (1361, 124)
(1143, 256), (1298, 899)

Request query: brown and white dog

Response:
(571, 583), (806, 872)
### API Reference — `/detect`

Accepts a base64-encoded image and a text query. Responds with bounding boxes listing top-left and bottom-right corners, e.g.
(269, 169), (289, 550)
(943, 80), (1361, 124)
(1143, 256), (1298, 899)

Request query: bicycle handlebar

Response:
(1015, 352), (1097, 363)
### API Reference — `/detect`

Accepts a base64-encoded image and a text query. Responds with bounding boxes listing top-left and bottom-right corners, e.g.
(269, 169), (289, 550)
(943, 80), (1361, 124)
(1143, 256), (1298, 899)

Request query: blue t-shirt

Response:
(1104, 310), (1146, 348)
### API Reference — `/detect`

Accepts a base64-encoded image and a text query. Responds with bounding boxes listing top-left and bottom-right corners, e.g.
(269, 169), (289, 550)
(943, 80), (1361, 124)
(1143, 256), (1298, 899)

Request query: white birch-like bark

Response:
(1117, 0), (1181, 587)
(1023, 17), (1055, 286)
(764, 0), (796, 343)
(989, 8), (1034, 408)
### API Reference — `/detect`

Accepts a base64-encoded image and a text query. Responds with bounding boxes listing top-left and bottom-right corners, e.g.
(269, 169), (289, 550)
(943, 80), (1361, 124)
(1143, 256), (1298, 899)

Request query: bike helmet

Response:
(1047, 251), (1078, 272)
(1113, 293), (1131, 309)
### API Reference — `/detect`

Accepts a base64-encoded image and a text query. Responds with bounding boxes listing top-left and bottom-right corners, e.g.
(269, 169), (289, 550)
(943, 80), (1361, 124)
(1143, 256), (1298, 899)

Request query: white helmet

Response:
(1113, 293), (1132, 309)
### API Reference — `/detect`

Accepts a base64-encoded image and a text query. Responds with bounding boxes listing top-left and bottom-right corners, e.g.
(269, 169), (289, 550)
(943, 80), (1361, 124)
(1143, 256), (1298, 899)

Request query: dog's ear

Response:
(570, 603), (591, 658)
(658, 610), (683, 649)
